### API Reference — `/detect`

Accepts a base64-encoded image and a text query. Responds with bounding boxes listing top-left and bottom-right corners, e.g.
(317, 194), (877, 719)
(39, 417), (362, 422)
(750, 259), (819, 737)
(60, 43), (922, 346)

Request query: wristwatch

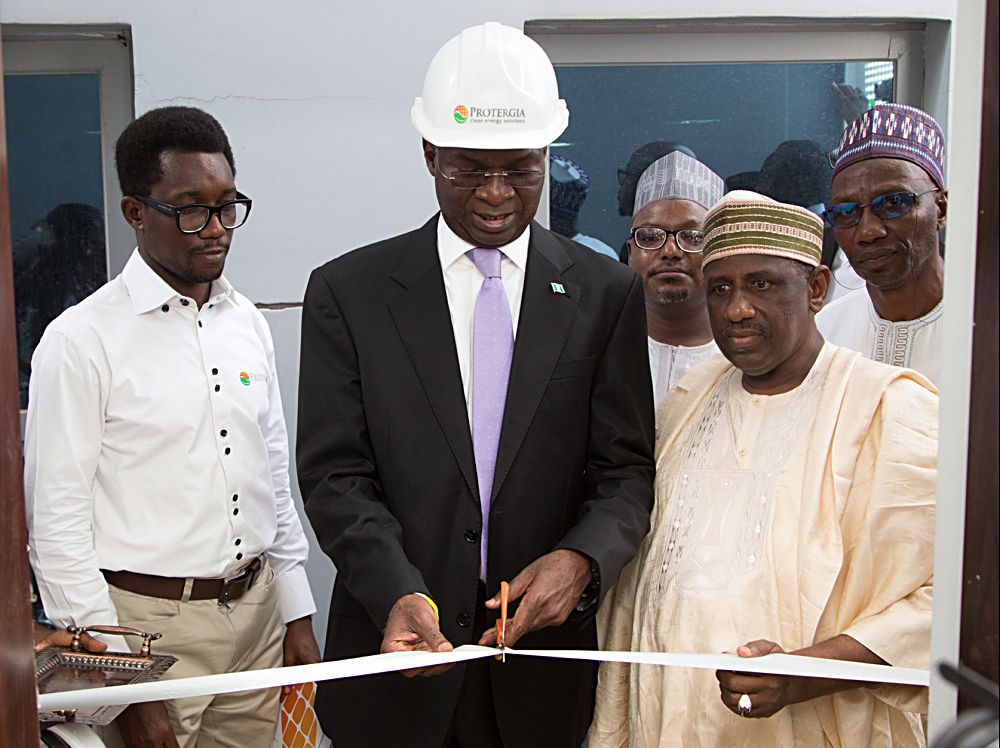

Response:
(574, 557), (601, 613)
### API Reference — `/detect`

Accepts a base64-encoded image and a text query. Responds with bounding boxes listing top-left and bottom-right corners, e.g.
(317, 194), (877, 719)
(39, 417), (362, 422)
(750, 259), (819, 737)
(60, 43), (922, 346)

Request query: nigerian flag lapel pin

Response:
(550, 282), (566, 294)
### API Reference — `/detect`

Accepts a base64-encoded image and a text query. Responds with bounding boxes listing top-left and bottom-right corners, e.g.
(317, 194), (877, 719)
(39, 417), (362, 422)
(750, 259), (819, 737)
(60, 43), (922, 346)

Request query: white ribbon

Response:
(37, 645), (928, 712)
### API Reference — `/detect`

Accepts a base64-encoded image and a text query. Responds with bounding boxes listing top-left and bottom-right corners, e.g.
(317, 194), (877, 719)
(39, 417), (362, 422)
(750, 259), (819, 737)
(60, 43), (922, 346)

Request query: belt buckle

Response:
(217, 575), (236, 605)
(217, 557), (261, 605)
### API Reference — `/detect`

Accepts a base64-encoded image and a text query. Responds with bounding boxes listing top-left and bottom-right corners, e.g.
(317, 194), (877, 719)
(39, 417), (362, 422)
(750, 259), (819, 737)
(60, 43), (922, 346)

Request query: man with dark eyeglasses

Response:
(625, 150), (724, 409)
(817, 103), (947, 385)
(25, 106), (319, 747)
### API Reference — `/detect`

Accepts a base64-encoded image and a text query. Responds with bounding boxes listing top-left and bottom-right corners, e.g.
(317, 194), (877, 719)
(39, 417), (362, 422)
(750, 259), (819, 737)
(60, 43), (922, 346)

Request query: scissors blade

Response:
(495, 580), (510, 662)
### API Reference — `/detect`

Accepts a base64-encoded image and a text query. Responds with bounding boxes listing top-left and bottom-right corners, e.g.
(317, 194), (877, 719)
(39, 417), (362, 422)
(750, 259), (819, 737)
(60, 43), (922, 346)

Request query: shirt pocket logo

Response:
(239, 370), (267, 387)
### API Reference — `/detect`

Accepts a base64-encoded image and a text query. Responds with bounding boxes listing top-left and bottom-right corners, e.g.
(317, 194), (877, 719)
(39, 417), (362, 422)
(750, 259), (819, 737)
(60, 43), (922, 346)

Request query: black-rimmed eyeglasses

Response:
(435, 164), (545, 190)
(630, 226), (706, 253)
(822, 189), (938, 229)
(132, 192), (253, 234)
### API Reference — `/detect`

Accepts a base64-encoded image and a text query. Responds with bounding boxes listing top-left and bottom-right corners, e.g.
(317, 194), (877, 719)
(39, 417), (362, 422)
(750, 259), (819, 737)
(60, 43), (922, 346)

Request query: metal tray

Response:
(36, 625), (177, 726)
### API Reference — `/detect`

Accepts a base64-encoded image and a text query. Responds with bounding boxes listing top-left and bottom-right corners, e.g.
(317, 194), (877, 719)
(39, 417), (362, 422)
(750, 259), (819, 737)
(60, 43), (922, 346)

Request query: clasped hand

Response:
(716, 639), (794, 719)
(716, 633), (884, 718)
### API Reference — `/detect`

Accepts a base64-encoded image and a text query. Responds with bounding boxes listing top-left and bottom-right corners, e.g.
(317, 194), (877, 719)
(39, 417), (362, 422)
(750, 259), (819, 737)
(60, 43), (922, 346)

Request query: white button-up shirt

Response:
(436, 215), (528, 413)
(25, 250), (315, 636)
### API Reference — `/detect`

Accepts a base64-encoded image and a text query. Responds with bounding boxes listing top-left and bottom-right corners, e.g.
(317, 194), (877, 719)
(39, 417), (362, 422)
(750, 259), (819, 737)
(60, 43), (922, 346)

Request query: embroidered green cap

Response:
(702, 190), (823, 268)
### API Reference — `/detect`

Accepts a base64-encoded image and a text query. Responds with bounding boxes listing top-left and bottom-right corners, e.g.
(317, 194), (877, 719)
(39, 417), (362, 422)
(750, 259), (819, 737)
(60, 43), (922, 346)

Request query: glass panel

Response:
(549, 61), (895, 261)
(4, 73), (108, 407)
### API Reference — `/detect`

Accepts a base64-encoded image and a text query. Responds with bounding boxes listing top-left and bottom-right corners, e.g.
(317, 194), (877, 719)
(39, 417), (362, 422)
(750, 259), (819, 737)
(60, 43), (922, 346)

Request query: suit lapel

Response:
(387, 217), (479, 502)
(491, 224), (580, 501)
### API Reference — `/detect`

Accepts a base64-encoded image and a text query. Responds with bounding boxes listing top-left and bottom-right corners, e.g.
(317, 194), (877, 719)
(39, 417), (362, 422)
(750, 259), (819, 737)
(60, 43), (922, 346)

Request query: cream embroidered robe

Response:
(590, 344), (938, 748)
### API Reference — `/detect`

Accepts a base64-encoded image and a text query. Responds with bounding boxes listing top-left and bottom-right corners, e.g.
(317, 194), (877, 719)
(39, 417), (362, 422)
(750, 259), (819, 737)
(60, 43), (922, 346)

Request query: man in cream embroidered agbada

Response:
(590, 191), (938, 747)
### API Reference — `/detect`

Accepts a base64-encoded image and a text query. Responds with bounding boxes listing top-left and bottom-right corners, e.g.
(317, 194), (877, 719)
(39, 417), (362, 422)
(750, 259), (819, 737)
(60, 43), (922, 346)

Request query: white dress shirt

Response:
(25, 250), (315, 638)
(436, 215), (529, 412)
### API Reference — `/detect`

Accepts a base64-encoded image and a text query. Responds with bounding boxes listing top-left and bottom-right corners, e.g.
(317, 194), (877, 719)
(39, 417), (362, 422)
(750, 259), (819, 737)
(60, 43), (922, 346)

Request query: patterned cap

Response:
(702, 190), (823, 268)
(549, 154), (590, 213)
(633, 151), (724, 214)
(831, 103), (945, 188)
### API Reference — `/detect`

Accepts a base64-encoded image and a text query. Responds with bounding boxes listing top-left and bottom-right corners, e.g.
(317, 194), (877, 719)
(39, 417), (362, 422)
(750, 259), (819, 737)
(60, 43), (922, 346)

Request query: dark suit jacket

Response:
(297, 217), (654, 748)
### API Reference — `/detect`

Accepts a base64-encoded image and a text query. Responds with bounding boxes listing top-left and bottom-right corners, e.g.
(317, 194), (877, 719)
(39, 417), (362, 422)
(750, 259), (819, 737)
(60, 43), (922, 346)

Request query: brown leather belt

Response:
(102, 556), (264, 604)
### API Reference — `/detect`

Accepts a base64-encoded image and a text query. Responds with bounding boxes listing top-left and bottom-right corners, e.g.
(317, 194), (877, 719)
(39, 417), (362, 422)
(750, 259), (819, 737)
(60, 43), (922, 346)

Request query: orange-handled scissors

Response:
(494, 580), (509, 662)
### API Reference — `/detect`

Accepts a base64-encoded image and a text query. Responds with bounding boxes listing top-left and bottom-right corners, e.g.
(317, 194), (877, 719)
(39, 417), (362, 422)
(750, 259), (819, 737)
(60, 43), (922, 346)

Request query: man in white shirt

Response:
(627, 150), (723, 410)
(25, 106), (319, 748)
(817, 103), (947, 385)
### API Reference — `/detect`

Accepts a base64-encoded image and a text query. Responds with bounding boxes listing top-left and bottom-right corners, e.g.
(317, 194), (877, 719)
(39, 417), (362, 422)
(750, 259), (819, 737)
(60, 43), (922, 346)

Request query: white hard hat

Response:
(411, 22), (569, 149)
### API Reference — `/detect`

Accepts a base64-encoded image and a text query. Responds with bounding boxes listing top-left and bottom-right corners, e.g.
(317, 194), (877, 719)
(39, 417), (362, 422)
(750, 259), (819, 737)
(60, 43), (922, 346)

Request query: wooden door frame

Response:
(0, 30), (42, 746)
(958, 0), (999, 698)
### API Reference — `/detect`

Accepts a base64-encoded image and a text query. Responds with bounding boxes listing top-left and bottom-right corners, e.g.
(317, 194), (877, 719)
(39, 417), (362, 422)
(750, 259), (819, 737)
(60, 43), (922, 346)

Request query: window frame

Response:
(1, 25), (135, 280)
(526, 19), (931, 230)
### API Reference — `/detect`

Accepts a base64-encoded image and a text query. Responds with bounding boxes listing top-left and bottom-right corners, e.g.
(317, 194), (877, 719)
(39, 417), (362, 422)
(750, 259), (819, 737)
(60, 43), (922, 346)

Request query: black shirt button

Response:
(235, 538), (241, 545)
(215, 384), (221, 392)
(236, 552), (243, 560)
(456, 612), (472, 628)
(232, 494), (239, 502)
(161, 305), (169, 313)
(198, 321), (203, 328)
(224, 447), (231, 455)
(180, 298), (190, 306)
(233, 507), (239, 516)
(212, 368), (219, 375)
(464, 529), (479, 543)
(220, 429), (227, 437)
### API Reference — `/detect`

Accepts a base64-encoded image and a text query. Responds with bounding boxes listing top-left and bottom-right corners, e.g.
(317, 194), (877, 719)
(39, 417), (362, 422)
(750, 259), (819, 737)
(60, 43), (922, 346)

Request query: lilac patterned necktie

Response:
(468, 248), (514, 581)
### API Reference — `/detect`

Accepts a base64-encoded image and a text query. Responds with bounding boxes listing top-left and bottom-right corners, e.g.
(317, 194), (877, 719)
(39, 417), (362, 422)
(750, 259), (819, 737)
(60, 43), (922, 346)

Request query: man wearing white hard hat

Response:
(297, 22), (654, 747)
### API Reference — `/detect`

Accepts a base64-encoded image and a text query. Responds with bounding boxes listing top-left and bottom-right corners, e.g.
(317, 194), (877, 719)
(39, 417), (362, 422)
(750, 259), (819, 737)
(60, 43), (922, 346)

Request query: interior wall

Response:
(0, 0), (956, 302)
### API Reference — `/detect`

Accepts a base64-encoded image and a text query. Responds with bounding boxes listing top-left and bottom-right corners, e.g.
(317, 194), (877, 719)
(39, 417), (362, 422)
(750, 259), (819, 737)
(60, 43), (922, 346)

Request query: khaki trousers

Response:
(99, 563), (282, 748)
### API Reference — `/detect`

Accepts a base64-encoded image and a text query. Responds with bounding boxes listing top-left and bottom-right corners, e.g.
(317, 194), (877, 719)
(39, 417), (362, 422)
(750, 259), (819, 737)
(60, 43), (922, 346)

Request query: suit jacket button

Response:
(456, 612), (472, 628)
(464, 529), (479, 543)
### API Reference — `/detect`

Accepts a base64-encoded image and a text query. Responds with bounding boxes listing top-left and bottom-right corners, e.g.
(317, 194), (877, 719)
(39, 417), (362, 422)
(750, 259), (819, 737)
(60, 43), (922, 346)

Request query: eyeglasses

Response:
(823, 189), (938, 229)
(436, 164), (545, 190)
(132, 192), (252, 234)
(630, 226), (706, 253)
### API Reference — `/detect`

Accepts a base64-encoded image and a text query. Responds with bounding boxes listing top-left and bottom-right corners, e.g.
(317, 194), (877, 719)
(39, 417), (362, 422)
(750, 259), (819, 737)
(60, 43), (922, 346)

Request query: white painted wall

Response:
(0, 0), (958, 301)
(3, 0), (986, 735)
(928, 0), (986, 733)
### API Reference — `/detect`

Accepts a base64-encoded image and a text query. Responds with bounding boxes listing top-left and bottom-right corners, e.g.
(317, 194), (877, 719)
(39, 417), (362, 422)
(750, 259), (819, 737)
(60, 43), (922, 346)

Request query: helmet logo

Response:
(451, 104), (528, 127)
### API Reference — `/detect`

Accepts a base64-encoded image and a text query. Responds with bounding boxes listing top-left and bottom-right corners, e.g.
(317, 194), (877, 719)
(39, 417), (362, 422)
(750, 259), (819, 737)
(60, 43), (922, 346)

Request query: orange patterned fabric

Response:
(281, 682), (319, 748)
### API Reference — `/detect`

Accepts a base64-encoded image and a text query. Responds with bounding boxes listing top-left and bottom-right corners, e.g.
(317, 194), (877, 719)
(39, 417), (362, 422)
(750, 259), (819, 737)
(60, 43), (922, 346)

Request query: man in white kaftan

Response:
(817, 103), (948, 386)
(626, 151), (724, 409)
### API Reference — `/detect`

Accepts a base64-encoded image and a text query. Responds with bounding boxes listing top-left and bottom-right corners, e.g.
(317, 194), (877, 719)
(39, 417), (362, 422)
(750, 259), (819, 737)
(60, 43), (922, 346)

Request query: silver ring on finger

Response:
(738, 693), (752, 717)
